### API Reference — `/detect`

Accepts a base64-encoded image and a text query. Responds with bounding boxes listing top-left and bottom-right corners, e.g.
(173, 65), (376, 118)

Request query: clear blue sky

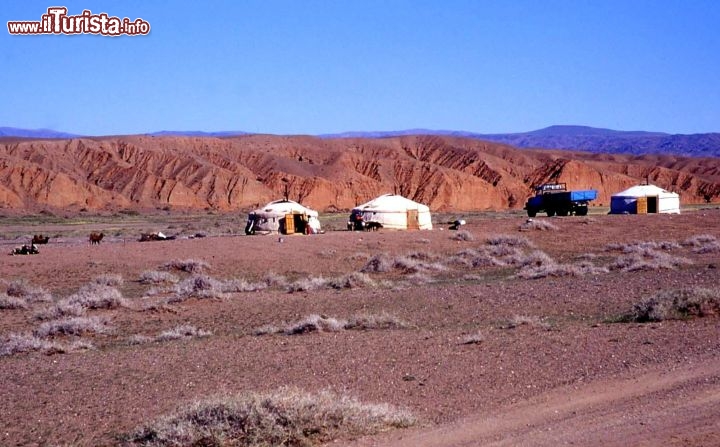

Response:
(2, 0), (719, 136)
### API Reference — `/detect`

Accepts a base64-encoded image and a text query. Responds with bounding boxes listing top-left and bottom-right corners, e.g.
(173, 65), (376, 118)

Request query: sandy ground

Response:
(1, 209), (719, 446)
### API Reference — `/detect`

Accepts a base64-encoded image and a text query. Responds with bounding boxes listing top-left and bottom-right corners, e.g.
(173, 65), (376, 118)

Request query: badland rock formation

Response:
(1, 134), (719, 213)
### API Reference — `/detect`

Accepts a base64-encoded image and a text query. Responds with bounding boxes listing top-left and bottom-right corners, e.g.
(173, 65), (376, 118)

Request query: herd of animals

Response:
(7, 230), (184, 255)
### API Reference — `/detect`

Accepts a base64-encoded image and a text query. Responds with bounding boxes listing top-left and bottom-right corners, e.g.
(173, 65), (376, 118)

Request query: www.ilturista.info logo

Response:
(7, 7), (150, 36)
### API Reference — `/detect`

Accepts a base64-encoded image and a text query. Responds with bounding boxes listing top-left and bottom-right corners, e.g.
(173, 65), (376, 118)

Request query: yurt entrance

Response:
(279, 214), (310, 235)
(636, 196), (658, 214)
(407, 210), (419, 230)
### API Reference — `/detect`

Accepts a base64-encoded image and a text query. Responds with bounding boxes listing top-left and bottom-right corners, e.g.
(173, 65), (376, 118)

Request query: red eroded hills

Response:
(0, 134), (719, 213)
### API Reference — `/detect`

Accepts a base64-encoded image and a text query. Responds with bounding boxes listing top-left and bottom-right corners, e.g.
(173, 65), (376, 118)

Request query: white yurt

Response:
(245, 199), (321, 235)
(610, 184), (680, 214)
(351, 194), (432, 230)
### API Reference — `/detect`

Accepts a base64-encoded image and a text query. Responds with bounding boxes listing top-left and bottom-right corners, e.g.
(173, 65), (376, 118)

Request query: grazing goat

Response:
(89, 232), (104, 245)
(32, 234), (50, 244)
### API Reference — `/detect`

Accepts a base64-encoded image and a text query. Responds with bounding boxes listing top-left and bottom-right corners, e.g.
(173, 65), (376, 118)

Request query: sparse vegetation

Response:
(93, 273), (124, 287)
(161, 259), (210, 274)
(610, 248), (692, 272)
(519, 219), (558, 231)
(485, 234), (534, 248)
(123, 388), (416, 447)
(139, 270), (179, 285)
(34, 316), (111, 337)
(254, 312), (411, 336)
(5, 279), (52, 303)
(0, 333), (94, 356)
(621, 288), (720, 322)
(451, 229), (474, 241)
(460, 331), (485, 344)
(156, 325), (212, 341)
(500, 315), (551, 330)
(0, 293), (28, 310)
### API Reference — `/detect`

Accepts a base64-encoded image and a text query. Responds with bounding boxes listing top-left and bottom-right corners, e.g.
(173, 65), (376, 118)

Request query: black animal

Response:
(89, 232), (104, 245)
(32, 235), (50, 244)
(364, 222), (383, 232)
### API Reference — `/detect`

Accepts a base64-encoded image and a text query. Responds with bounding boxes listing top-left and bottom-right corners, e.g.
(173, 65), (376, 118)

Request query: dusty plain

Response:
(1, 208), (719, 446)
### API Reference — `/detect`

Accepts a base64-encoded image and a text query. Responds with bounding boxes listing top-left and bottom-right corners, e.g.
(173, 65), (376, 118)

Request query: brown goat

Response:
(89, 232), (104, 245)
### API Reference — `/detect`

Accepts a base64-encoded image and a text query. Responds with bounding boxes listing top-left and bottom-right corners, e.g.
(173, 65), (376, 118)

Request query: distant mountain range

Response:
(1, 125), (719, 157)
(321, 125), (720, 157)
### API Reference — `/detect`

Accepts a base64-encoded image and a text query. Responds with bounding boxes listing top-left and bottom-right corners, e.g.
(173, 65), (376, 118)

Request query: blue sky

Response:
(2, 1), (719, 136)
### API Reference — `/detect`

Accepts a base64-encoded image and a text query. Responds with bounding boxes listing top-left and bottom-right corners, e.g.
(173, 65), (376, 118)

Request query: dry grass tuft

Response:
(123, 387), (416, 447)
(501, 315), (551, 330)
(34, 316), (111, 338)
(327, 272), (376, 289)
(450, 230), (475, 241)
(682, 234), (718, 247)
(156, 325), (212, 341)
(161, 259), (210, 274)
(168, 275), (226, 302)
(5, 279), (52, 303)
(460, 331), (485, 345)
(605, 241), (681, 252)
(610, 248), (693, 272)
(67, 283), (128, 309)
(361, 254), (394, 273)
(0, 293), (28, 310)
(623, 288), (720, 322)
(519, 219), (558, 231)
(486, 234), (534, 248)
(255, 312), (411, 336)
(93, 273), (124, 287)
(0, 333), (94, 356)
(221, 278), (269, 293)
(139, 270), (179, 285)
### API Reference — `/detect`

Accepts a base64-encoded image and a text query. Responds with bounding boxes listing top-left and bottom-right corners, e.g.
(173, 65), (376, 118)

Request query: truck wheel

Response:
(576, 206), (588, 216)
(546, 209), (555, 217)
(527, 209), (537, 218)
(558, 209), (569, 217)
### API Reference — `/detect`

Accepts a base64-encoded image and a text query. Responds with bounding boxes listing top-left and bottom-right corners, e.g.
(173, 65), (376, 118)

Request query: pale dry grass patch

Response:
(34, 316), (111, 338)
(519, 219), (558, 231)
(486, 234), (534, 248)
(0, 293), (28, 310)
(5, 279), (52, 303)
(139, 270), (179, 285)
(161, 258), (210, 274)
(623, 288), (720, 322)
(255, 312), (411, 336)
(450, 229), (474, 241)
(460, 330), (485, 345)
(93, 273), (124, 287)
(123, 387), (416, 447)
(156, 325), (212, 341)
(0, 333), (94, 356)
(610, 249), (693, 272)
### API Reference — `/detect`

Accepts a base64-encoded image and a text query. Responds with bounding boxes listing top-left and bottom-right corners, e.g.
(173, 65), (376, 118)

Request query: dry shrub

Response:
(361, 254), (393, 273)
(693, 241), (720, 254)
(605, 241), (681, 252)
(501, 315), (551, 330)
(519, 219), (558, 231)
(625, 288), (720, 322)
(392, 256), (446, 274)
(451, 230), (474, 241)
(327, 272), (375, 289)
(0, 293), (28, 310)
(123, 387), (415, 447)
(283, 314), (346, 335)
(263, 272), (289, 288)
(34, 316), (111, 337)
(460, 331), (485, 345)
(515, 251), (608, 279)
(156, 325), (212, 341)
(682, 234), (717, 247)
(5, 279), (52, 303)
(139, 270), (179, 285)
(222, 278), (269, 293)
(168, 275), (226, 302)
(93, 273), (124, 287)
(286, 277), (330, 293)
(0, 333), (93, 356)
(35, 301), (86, 320)
(317, 248), (338, 258)
(610, 248), (693, 272)
(485, 234), (534, 248)
(255, 313), (411, 336)
(162, 259), (210, 274)
(66, 283), (128, 309)
(344, 312), (412, 330)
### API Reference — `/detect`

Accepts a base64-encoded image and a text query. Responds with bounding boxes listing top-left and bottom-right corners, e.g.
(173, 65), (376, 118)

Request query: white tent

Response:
(351, 194), (432, 230)
(610, 184), (680, 214)
(245, 199), (321, 235)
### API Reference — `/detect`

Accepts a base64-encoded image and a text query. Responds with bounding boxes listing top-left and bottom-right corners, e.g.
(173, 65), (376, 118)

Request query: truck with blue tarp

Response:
(524, 183), (598, 217)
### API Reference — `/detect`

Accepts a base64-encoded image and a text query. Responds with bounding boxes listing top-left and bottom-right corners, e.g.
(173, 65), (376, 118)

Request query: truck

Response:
(524, 183), (597, 217)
